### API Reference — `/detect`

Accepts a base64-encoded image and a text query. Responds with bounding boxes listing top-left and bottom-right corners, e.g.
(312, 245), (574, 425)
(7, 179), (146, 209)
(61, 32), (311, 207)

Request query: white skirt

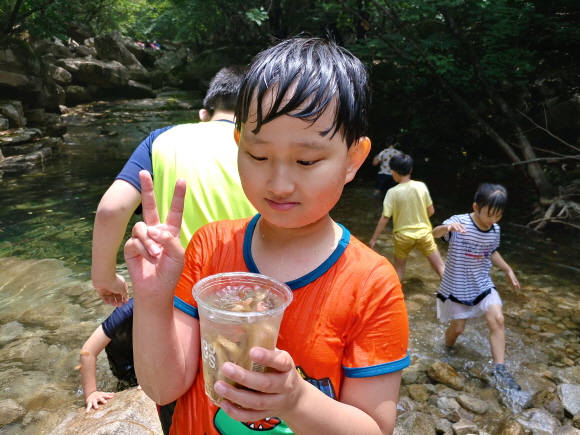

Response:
(437, 289), (502, 324)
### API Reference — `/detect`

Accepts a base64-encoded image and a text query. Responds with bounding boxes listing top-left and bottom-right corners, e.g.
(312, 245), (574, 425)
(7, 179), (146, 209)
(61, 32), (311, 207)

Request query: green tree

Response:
(333, 0), (573, 201)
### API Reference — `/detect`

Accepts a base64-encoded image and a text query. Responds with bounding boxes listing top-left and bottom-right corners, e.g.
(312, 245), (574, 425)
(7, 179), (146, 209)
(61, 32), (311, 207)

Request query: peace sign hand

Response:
(124, 170), (186, 298)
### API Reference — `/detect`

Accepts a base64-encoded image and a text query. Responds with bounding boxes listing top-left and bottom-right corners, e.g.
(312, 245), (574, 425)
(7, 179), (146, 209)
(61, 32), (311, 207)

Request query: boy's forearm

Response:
(91, 181), (141, 287)
(371, 216), (390, 242)
(281, 381), (389, 435)
(80, 355), (98, 399)
(491, 251), (511, 272)
(133, 299), (199, 405)
(432, 225), (448, 239)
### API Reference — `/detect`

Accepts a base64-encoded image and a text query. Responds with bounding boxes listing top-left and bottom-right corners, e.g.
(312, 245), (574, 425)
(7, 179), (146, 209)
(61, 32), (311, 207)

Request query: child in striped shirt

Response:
(433, 183), (521, 392)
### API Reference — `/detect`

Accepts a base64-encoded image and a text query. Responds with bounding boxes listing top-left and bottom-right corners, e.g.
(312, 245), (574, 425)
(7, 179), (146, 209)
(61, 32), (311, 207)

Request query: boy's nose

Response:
(267, 164), (295, 197)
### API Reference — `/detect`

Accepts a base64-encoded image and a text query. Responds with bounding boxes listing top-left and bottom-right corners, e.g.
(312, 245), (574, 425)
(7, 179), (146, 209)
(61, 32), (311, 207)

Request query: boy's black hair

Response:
(389, 153), (413, 176)
(235, 37), (371, 147)
(203, 66), (247, 115)
(474, 183), (507, 214)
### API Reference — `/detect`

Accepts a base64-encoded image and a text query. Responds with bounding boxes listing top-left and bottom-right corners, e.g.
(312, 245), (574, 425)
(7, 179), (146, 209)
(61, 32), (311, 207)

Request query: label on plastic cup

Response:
(193, 272), (293, 405)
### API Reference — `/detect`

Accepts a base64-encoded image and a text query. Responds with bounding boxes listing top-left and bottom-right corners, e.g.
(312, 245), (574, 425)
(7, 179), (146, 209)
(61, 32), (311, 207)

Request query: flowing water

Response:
(0, 91), (579, 434)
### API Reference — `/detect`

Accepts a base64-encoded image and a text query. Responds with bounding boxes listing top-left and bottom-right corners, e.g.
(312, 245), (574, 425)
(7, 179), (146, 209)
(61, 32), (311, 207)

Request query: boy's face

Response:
(472, 204), (503, 229)
(235, 107), (369, 230)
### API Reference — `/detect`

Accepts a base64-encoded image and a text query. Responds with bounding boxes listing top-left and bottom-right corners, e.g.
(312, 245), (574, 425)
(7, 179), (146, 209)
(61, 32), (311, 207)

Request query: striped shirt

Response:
(437, 213), (500, 305)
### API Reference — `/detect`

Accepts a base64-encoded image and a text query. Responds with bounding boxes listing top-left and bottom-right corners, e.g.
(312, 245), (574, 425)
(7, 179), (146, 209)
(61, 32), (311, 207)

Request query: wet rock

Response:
(394, 411), (438, 435)
(55, 58), (129, 89)
(437, 396), (461, 413)
(22, 410), (51, 428)
(154, 51), (183, 73)
(47, 64), (73, 86)
(32, 39), (73, 60)
(65, 85), (92, 105)
(75, 45), (91, 57)
(0, 116), (8, 130)
(23, 109), (45, 123)
(47, 388), (162, 435)
(397, 396), (422, 412)
(555, 367), (580, 385)
(94, 32), (149, 83)
(126, 80), (156, 99)
(0, 37), (44, 93)
(0, 127), (43, 147)
(0, 147), (52, 172)
(498, 417), (526, 435)
(555, 425), (580, 434)
(457, 393), (488, 414)
(0, 399), (26, 427)
(531, 390), (565, 421)
(516, 408), (562, 434)
(452, 418), (479, 435)
(573, 412), (580, 429)
(407, 384), (430, 402)
(558, 384), (580, 417)
(0, 100), (26, 128)
(428, 361), (466, 391)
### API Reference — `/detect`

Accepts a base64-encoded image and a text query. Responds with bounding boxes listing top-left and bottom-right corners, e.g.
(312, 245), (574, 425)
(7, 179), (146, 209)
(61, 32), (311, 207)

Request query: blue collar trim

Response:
(243, 214), (350, 290)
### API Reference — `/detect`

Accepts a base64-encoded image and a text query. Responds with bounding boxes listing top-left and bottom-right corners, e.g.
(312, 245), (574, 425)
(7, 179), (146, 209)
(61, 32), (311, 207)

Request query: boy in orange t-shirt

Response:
(125, 37), (409, 435)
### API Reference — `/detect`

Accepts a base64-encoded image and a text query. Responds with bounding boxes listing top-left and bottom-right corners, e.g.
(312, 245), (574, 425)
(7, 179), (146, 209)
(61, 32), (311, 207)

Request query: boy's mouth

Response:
(266, 198), (299, 212)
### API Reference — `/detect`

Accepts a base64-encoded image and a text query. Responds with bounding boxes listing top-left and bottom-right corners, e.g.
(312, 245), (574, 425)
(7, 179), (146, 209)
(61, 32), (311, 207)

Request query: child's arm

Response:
(427, 205), (435, 217)
(491, 251), (520, 289)
(372, 156), (380, 166)
(432, 222), (467, 239)
(125, 171), (200, 405)
(92, 179), (141, 306)
(214, 348), (401, 435)
(80, 325), (114, 413)
(369, 215), (390, 249)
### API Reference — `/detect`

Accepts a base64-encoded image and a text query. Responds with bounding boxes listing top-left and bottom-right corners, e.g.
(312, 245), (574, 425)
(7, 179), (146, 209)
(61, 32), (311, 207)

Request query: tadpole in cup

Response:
(193, 272), (293, 405)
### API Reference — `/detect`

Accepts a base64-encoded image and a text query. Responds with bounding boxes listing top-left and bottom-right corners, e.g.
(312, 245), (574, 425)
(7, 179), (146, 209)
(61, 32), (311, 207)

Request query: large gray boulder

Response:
(94, 32), (149, 83)
(55, 58), (129, 88)
(31, 38), (73, 60)
(0, 100), (27, 128)
(47, 388), (162, 435)
(0, 37), (45, 92)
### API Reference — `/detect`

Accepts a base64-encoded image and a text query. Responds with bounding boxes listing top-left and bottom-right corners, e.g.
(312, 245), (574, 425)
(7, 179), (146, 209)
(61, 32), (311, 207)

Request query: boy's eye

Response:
(297, 160), (317, 166)
(249, 153), (267, 161)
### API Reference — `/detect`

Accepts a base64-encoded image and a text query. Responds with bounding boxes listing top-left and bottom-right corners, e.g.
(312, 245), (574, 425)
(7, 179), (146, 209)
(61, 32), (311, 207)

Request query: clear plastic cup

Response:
(193, 272), (293, 405)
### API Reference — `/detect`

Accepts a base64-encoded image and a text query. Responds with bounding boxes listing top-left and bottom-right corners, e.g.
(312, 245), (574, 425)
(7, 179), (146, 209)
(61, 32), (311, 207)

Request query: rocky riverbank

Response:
(0, 29), (232, 176)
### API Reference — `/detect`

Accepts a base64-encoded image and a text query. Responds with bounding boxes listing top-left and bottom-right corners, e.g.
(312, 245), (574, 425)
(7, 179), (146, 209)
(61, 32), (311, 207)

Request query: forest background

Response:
(2, 0), (580, 232)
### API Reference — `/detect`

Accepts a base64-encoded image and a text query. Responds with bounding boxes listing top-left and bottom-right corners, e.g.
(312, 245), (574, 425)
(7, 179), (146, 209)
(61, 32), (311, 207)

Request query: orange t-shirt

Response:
(171, 215), (409, 435)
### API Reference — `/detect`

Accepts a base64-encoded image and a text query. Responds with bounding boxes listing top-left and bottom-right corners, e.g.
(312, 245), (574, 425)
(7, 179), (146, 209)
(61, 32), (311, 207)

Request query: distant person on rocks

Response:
(369, 153), (445, 281)
(91, 65), (256, 307)
(433, 183), (522, 392)
(372, 136), (400, 196)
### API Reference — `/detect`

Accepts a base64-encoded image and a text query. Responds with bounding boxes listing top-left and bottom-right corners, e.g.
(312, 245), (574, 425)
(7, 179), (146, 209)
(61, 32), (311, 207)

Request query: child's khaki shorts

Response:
(393, 232), (437, 259)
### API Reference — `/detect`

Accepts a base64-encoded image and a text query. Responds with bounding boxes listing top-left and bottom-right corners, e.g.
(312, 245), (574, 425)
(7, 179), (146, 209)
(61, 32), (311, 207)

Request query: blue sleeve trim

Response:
(116, 125), (175, 191)
(343, 351), (411, 378)
(173, 296), (199, 319)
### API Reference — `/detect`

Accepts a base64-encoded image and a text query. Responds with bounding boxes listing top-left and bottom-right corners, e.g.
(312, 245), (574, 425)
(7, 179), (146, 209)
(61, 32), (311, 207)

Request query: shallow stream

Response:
(0, 91), (579, 434)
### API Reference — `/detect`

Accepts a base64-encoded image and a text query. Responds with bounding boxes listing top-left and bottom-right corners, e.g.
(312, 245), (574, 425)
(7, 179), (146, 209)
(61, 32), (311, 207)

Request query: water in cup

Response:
(194, 273), (293, 405)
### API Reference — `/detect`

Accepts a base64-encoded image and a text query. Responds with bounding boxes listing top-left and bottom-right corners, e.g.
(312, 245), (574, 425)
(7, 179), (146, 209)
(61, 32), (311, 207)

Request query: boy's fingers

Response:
(218, 396), (274, 421)
(139, 170), (160, 227)
(127, 222), (161, 261)
(249, 348), (294, 373)
(164, 179), (186, 236)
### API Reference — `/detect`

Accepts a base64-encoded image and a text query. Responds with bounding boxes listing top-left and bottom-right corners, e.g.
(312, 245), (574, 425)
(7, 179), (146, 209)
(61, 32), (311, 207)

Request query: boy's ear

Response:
(199, 109), (211, 122)
(472, 202), (479, 213)
(345, 137), (371, 184)
(234, 128), (240, 146)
